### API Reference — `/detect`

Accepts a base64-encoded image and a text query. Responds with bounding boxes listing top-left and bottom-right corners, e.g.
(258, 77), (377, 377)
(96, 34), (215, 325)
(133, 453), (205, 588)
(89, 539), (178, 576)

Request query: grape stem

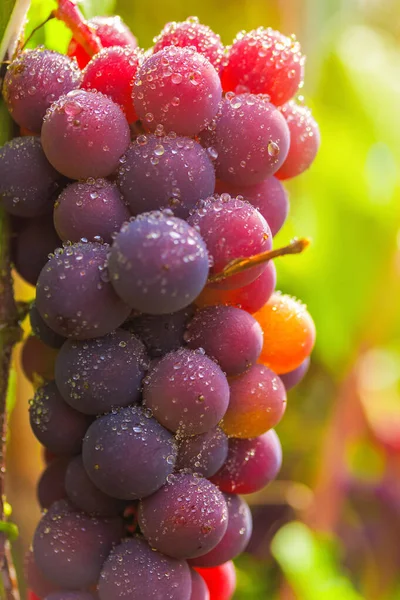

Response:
(53, 0), (102, 57)
(207, 237), (310, 283)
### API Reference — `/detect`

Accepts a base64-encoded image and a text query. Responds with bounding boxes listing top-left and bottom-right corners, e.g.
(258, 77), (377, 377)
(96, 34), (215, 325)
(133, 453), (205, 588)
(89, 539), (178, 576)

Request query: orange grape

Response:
(254, 292), (315, 374)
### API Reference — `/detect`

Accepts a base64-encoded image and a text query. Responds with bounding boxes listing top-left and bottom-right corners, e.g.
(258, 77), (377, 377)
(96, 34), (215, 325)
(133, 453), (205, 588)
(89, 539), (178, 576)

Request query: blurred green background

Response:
(6, 0), (400, 598)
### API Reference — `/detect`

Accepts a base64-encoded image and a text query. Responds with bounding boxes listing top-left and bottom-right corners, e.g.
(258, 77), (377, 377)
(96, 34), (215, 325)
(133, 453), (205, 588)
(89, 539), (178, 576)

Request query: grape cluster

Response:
(0, 14), (319, 600)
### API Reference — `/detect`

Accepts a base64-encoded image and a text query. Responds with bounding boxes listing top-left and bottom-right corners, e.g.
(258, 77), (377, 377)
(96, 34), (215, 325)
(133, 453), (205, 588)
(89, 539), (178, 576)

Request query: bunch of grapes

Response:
(0, 10), (319, 600)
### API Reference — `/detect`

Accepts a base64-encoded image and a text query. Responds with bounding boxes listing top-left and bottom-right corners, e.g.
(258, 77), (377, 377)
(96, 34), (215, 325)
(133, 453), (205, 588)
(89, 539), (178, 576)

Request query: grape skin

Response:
(30, 303), (66, 349)
(37, 457), (68, 509)
(14, 216), (61, 286)
(176, 427), (229, 478)
(24, 551), (60, 599)
(44, 593), (96, 600)
(21, 336), (58, 383)
(279, 357), (310, 391)
(190, 568), (210, 600)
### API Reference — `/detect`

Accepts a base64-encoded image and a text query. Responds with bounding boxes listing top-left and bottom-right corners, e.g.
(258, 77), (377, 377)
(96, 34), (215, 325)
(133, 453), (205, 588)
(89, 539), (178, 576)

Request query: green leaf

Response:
(271, 522), (364, 600)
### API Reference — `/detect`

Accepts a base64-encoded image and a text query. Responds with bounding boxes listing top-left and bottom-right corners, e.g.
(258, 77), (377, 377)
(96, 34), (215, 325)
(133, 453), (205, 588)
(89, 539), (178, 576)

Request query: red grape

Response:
(195, 562), (236, 600)
(176, 427), (228, 478)
(279, 357), (310, 391)
(190, 568), (210, 600)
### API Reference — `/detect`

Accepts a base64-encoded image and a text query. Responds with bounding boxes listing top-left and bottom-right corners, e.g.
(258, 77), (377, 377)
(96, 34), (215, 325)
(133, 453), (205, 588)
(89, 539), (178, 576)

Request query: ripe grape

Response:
(82, 405), (177, 500)
(3, 49), (82, 133)
(190, 494), (252, 567)
(195, 562), (236, 600)
(276, 101), (321, 180)
(68, 15), (138, 69)
(221, 28), (305, 106)
(185, 306), (263, 376)
(29, 382), (89, 455)
(153, 17), (224, 71)
(65, 455), (126, 516)
(176, 427), (229, 478)
(254, 292), (316, 374)
(33, 499), (123, 589)
(36, 241), (131, 339)
(24, 551), (59, 599)
(280, 357), (310, 391)
(14, 216), (61, 286)
(215, 176), (289, 237)
(0, 137), (60, 217)
(30, 303), (66, 349)
(125, 305), (194, 358)
(41, 90), (131, 180)
(54, 179), (130, 244)
(195, 262), (276, 314)
(143, 348), (230, 435)
(200, 94), (290, 186)
(190, 568), (210, 600)
(37, 457), (68, 509)
(222, 364), (286, 438)
(82, 47), (141, 123)
(210, 430), (282, 494)
(116, 135), (215, 219)
(44, 593), (96, 600)
(138, 472), (228, 559)
(21, 336), (58, 383)
(55, 329), (148, 414)
(98, 536), (192, 600)
(188, 195), (271, 290)
(108, 212), (209, 314)
(133, 46), (222, 136)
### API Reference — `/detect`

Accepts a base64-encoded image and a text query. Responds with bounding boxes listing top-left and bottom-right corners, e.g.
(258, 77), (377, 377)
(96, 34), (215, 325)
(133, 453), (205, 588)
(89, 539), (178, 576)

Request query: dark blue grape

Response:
(185, 306), (263, 376)
(37, 457), (68, 509)
(0, 137), (60, 218)
(82, 405), (177, 500)
(33, 499), (123, 589)
(108, 212), (209, 314)
(55, 330), (148, 415)
(143, 348), (230, 436)
(54, 179), (130, 244)
(98, 536), (192, 600)
(36, 241), (131, 339)
(30, 303), (66, 349)
(21, 336), (58, 383)
(41, 90), (131, 180)
(24, 551), (59, 599)
(14, 215), (61, 286)
(117, 134), (215, 219)
(125, 306), (194, 358)
(65, 455), (126, 517)
(176, 427), (228, 478)
(138, 472), (228, 559)
(29, 382), (89, 455)
(3, 49), (82, 133)
(189, 494), (252, 567)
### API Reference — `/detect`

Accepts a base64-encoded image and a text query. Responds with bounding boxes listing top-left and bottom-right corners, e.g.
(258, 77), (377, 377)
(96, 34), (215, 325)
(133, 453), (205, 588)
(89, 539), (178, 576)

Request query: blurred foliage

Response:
(13, 0), (400, 599)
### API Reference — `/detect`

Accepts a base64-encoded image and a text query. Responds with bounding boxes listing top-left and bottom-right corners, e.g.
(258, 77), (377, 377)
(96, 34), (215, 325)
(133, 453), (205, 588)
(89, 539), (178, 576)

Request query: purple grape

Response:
(65, 455), (126, 517)
(200, 94), (290, 186)
(82, 405), (177, 500)
(133, 46), (222, 136)
(108, 212), (209, 314)
(188, 195), (272, 290)
(176, 427), (228, 478)
(279, 357), (310, 391)
(98, 536), (192, 600)
(125, 306), (194, 358)
(55, 330), (148, 415)
(29, 382), (89, 455)
(21, 335), (58, 383)
(36, 241), (130, 339)
(30, 303), (66, 349)
(41, 90), (131, 180)
(190, 569), (210, 600)
(33, 499), (123, 589)
(14, 215), (61, 286)
(117, 134), (215, 219)
(54, 179), (130, 243)
(190, 494), (252, 567)
(138, 472), (228, 559)
(37, 457), (68, 509)
(24, 550), (60, 599)
(3, 49), (82, 133)
(185, 306), (263, 376)
(0, 137), (60, 217)
(215, 176), (289, 237)
(210, 430), (282, 494)
(45, 593), (96, 600)
(143, 348), (230, 435)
